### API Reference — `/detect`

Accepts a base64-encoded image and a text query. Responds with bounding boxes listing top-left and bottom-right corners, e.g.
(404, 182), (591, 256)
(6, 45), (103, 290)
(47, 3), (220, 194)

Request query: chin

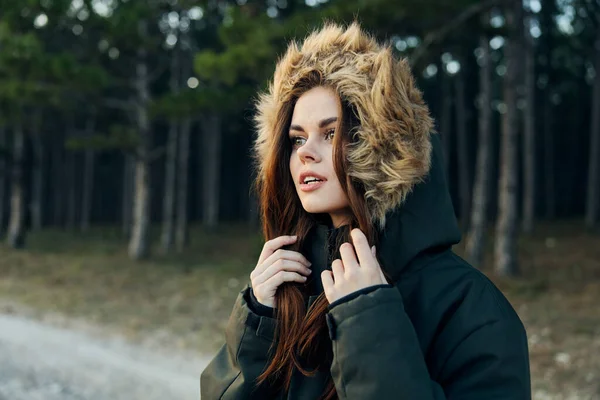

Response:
(301, 198), (345, 216)
(299, 196), (330, 214)
(300, 202), (328, 214)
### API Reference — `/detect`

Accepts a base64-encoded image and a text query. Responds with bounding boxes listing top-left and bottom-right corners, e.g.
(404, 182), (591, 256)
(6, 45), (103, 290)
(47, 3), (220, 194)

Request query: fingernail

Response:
(307, 269), (312, 274)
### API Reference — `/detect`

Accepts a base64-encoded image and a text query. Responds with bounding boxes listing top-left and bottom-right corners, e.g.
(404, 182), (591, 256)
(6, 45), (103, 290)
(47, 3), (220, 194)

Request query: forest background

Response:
(0, 0), (599, 398)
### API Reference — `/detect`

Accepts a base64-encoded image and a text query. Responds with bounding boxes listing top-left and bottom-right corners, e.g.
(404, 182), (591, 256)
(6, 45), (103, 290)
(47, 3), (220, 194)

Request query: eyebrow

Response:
(289, 117), (337, 132)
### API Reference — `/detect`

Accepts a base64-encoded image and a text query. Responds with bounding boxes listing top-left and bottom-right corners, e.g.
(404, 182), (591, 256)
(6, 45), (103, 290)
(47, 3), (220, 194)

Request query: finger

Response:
(351, 229), (375, 269)
(263, 270), (307, 288)
(339, 242), (359, 270)
(254, 259), (311, 286)
(257, 235), (297, 266)
(369, 245), (387, 283)
(331, 259), (344, 282)
(260, 249), (311, 274)
(321, 270), (334, 294)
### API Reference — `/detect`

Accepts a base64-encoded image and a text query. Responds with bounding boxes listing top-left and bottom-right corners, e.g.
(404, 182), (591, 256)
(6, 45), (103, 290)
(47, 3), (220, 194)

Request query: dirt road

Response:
(0, 313), (212, 400)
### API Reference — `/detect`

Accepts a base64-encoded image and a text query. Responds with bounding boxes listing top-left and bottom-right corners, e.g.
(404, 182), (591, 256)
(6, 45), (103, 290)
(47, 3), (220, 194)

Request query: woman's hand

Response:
(250, 235), (312, 308)
(321, 228), (387, 304)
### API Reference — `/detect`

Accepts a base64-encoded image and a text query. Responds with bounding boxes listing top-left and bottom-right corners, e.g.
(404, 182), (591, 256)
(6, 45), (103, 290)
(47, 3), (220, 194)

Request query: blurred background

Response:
(0, 0), (598, 399)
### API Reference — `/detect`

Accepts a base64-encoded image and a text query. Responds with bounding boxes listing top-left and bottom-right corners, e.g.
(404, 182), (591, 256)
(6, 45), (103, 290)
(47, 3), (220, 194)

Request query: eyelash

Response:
(291, 129), (335, 147)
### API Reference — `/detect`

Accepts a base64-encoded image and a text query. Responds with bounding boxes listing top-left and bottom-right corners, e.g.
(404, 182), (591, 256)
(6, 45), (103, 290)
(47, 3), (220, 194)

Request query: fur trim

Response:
(254, 22), (434, 229)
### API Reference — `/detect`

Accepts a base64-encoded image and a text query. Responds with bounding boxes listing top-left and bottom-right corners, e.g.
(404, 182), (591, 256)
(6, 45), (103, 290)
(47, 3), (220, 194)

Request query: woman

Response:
(201, 22), (531, 400)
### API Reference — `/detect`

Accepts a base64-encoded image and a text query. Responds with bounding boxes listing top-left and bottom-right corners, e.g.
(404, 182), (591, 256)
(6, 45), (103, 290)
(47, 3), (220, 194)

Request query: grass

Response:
(0, 224), (263, 353)
(0, 220), (598, 398)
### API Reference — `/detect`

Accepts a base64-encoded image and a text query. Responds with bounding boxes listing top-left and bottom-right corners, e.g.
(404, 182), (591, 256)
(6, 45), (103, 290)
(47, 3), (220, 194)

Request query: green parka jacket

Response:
(201, 23), (531, 400)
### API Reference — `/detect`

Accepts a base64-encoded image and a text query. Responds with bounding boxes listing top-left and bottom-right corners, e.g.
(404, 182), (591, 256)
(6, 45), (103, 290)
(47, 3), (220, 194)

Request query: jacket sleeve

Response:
(200, 286), (279, 400)
(325, 285), (531, 400)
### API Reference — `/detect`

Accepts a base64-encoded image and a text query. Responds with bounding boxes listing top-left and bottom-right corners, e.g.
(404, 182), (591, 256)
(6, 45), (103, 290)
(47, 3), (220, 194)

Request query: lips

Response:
(299, 171), (327, 184)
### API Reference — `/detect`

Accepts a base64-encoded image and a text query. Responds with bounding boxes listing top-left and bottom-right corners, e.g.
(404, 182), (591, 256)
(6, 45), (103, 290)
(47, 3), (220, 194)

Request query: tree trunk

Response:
(522, 9), (536, 233)
(176, 117), (191, 253)
(455, 62), (471, 228)
(129, 153), (150, 259)
(494, 0), (522, 277)
(128, 20), (152, 260)
(30, 111), (45, 230)
(0, 126), (7, 235)
(66, 151), (77, 231)
(543, 98), (555, 219)
(81, 117), (96, 233)
(161, 121), (178, 252)
(440, 70), (453, 177)
(585, 27), (600, 229)
(196, 126), (203, 222)
(465, 32), (492, 268)
(122, 154), (134, 237)
(52, 136), (64, 227)
(161, 45), (180, 254)
(540, 0), (556, 220)
(200, 113), (222, 229)
(6, 122), (26, 248)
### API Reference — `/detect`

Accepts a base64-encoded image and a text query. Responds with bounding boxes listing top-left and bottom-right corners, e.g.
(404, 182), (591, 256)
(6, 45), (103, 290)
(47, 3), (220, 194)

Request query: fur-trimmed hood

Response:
(253, 22), (435, 228)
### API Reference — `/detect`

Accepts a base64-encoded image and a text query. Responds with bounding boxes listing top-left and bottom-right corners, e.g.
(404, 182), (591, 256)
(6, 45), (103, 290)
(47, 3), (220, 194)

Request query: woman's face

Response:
(289, 86), (351, 228)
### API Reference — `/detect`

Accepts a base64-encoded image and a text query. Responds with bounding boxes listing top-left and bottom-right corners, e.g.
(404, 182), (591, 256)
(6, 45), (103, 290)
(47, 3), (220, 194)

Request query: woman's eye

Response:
(290, 130), (333, 148)
(291, 136), (306, 147)
(325, 129), (335, 141)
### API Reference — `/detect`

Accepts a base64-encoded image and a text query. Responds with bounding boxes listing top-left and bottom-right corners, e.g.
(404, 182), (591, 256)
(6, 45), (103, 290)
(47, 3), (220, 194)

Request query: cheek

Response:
(323, 147), (335, 175)
(332, 180), (350, 206)
(323, 152), (344, 198)
(289, 155), (298, 181)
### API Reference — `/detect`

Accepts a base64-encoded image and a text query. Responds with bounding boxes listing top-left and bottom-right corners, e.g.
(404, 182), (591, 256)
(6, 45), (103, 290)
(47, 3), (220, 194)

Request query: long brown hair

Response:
(252, 71), (380, 400)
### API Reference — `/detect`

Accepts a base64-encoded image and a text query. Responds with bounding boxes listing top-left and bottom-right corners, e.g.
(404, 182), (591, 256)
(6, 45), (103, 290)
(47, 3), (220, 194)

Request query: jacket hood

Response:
(316, 134), (461, 283)
(253, 22), (435, 228)
(374, 134), (461, 280)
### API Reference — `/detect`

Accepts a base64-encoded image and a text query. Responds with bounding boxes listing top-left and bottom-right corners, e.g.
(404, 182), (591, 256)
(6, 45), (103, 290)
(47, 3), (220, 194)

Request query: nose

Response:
(296, 136), (322, 164)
